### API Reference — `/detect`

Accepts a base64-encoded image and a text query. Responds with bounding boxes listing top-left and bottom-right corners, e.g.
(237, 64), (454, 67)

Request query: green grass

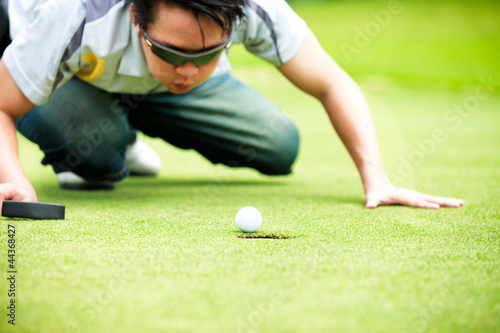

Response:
(234, 0), (500, 92)
(1, 0), (499, 332)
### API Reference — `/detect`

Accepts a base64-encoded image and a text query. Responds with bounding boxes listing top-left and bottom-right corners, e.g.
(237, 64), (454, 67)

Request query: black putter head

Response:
(1, 201), (65, 220)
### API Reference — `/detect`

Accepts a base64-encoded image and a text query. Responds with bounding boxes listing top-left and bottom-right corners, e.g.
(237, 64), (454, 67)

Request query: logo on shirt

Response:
(76, 52), (105, 81)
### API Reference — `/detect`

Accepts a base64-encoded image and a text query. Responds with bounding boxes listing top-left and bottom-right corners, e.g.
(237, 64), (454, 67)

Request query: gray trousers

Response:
(16, 75), (300, 181)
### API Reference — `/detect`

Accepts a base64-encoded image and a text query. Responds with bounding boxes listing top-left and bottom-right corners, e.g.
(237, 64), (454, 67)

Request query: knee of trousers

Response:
(17, 110), (131, 181)
(252, 120), (300, 176)
(16, 78), (134, 180)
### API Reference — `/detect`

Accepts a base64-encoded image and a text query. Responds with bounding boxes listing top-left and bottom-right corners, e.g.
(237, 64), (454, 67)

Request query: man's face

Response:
(134, 4), (228, 94)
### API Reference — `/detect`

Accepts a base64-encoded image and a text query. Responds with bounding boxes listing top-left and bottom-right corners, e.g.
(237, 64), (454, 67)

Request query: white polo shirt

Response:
(3, 0), (308, 105)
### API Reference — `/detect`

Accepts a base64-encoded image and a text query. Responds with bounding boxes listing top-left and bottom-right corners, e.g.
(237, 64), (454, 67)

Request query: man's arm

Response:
(278, 30), (464, 209)
(0, 57), (37, 211)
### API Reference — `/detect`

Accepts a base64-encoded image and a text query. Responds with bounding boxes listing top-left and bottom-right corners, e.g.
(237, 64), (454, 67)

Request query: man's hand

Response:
(0, 57), (38, 214)
(0, 182), (37, 213)
(365, 185), (464, 209)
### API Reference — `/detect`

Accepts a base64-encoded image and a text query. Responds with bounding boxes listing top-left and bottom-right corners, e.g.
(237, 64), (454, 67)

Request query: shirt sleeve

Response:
(236, 0), (309, 66)
(3, 0), (86, 105)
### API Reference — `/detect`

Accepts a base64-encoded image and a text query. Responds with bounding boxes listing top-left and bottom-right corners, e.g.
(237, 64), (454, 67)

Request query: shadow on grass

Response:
(0, 217), (43, 222)
(32, 177), (287, 205)
(288, 193), (363, 207)
(32, 177), (367, 212)
(232, 230), (301, 239)
(236, 233), (298, 239)
(117, 177), (286, 188)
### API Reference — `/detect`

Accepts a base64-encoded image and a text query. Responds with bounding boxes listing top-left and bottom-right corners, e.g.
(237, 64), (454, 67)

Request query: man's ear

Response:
(129, 3), (141, 36)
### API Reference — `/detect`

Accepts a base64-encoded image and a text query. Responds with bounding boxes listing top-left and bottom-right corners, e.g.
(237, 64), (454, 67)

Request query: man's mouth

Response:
(174, 80), (194, 91)
(175, 84), (192, 91)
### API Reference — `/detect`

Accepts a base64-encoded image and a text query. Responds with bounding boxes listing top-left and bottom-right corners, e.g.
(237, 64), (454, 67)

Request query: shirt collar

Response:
(118, 22), (151, 77)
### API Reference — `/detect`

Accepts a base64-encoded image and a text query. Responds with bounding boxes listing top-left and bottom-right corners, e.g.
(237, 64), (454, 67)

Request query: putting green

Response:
(1, 0), (499, 332)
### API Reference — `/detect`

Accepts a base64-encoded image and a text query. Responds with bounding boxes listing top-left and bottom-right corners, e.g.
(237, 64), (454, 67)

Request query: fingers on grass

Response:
(418, 193), (464, 207)
(418, 201), (440, 209)
(435, 199), (464, 208)
(406, 197), (440, 209)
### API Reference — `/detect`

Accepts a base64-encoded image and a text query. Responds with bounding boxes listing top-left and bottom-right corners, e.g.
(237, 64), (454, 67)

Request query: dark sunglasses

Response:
(140, 25), (233, 66)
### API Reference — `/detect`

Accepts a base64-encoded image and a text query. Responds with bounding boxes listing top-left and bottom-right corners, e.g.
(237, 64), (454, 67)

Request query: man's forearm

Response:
(0, 110), (28, 184)
(276, 31), (389, 193)
(0, 110), (37, 205)
(320, 69), (389, 193)
(0, 58), (36, 189)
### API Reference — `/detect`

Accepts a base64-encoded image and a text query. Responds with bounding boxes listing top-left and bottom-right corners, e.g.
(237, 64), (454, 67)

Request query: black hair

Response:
(128, 0), (245, 36)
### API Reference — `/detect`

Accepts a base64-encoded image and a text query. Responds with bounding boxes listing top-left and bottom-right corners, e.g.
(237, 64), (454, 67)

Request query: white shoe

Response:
(125, 137), (162, 176)
(57, 171), (114, 190)
(57, 137), (160, 189)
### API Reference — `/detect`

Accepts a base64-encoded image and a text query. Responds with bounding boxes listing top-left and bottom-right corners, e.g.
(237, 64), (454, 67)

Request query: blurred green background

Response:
(235, 0), (500, 94)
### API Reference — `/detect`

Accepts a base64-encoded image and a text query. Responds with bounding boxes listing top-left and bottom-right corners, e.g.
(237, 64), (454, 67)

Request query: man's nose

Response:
(175, 61), (199, 77)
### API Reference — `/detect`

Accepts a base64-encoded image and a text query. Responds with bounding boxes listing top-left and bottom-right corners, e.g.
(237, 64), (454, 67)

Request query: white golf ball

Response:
(235, 206), (262, 233)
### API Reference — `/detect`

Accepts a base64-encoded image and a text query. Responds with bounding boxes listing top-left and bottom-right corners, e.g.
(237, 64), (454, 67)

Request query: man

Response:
(0, 0), (464, 209)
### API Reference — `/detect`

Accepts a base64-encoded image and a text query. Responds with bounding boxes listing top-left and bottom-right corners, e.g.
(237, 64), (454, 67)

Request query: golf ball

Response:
(235, 206), (262, 233)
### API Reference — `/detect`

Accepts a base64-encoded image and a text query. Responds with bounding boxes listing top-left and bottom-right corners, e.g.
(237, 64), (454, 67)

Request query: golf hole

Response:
(237, 233), (297, 240)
